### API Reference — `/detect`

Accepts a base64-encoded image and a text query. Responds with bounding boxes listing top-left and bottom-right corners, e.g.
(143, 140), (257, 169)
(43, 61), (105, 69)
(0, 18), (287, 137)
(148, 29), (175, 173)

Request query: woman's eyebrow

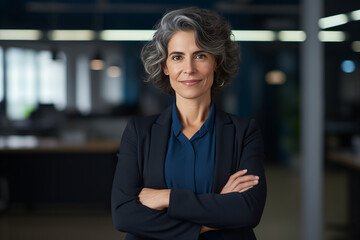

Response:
(193, 50), (206, 55)
(168, 50), (206, 56)
(168, 51), (184, 56)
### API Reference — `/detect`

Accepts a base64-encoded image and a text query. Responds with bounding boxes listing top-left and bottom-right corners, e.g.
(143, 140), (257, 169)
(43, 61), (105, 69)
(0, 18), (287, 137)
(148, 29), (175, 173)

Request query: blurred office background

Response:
(0, 0), (359, 239)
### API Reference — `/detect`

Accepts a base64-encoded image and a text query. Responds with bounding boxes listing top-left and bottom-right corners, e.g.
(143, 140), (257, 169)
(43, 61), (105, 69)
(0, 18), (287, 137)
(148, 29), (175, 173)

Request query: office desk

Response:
(0, 140), (120, 210)
(0, 139), (120, 154)
(327, 151), (360, 239)
(327, 151), (360, 170)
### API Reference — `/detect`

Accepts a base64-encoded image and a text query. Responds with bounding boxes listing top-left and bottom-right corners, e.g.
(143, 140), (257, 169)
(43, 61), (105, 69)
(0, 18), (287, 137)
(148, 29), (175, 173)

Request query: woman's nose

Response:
(183, 58), (195, 74)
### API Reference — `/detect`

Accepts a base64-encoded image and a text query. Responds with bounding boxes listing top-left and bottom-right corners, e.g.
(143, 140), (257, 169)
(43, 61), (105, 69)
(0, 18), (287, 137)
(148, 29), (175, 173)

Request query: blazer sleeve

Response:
(167, 119), (267, 229)
(111, 118), (201, 240)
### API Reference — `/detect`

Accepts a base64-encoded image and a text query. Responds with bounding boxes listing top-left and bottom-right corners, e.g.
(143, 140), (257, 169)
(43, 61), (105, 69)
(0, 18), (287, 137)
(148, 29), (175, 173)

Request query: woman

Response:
(111, 7), (266, 240)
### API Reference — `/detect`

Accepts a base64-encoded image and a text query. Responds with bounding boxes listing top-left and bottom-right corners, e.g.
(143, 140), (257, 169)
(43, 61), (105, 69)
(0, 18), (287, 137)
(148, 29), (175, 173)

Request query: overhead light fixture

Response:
(107, 66), (122, 78)
(265, 70), (286, 85)
(48, 30), (96, 41)
(278, 31), (306, 42)
(100, 30), (155, 41)
(0, 29), (351, 44)
(91, 60), (104, 70)
(350, 9), (360, 21)
(90, 52), (104, 70)
(101, 30), (278, 42)
(318, 31), (346, 42)
(0, 29), (42, 40)
(232, 30), (276, 42)
(352, 41), (360, 52)
(318, 14), (349, 29)
(341, 60), (356, 73)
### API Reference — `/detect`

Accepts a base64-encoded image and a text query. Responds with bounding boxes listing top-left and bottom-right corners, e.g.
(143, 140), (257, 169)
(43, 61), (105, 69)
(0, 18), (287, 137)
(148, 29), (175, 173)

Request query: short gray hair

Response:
(141, 7), (240, 95)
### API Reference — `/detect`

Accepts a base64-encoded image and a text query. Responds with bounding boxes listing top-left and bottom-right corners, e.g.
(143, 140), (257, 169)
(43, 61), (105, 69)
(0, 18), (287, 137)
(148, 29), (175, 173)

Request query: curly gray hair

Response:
(141, 7), (240, 95)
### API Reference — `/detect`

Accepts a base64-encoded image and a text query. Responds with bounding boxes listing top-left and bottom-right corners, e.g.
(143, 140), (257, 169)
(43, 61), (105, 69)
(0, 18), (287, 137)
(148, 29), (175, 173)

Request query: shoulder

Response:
(124, 114), (159, 138)
(124, 105), (172, 137)
(217, 109), (264, 151)
(215, 108), (263, 146)
(131, 114), (160, 127)
(216, 107), (260, 132)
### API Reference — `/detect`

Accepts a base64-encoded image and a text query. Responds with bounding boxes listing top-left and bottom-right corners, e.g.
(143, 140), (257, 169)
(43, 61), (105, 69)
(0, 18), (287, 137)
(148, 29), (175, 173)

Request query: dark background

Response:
(0, 0), (359, 239)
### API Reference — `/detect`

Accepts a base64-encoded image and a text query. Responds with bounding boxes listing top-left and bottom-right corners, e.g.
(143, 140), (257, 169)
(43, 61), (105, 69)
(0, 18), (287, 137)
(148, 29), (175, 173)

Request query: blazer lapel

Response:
(213, 108), (235, 193)
(147, 106), (172, 189)
(146, 105), (235, 192)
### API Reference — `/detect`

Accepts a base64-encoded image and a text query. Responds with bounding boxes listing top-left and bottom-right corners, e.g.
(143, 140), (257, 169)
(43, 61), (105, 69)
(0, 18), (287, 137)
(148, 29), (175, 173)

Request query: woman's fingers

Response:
(221, 169), (260, 194)
(228, 169), (248, 181)
(238, 186), (254, 193)
(233, 178), (259, 192)
(228, 175), (259, 190)
(228, 177), (259, 193)
(221, 169), (247, 189)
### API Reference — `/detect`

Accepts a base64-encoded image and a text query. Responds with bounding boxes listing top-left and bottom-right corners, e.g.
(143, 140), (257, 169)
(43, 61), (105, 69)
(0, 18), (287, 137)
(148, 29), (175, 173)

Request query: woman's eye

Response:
(195, 54), (207, 59)
(172, 55), (182, 61)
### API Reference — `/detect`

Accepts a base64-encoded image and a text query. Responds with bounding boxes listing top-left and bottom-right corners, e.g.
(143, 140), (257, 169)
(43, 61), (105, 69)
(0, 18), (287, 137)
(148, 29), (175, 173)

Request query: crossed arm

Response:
(138, 169), (260, 234)
(112, 118), (266, 239)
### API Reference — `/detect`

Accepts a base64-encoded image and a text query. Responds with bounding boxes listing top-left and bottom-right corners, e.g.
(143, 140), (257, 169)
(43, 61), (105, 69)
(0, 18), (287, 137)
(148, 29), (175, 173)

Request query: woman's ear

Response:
(163, 65), (169, 75)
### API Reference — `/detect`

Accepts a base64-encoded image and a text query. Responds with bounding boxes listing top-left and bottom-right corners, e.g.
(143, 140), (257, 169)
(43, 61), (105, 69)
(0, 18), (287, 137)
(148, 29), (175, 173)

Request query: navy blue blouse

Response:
(164, 101), (223, 239)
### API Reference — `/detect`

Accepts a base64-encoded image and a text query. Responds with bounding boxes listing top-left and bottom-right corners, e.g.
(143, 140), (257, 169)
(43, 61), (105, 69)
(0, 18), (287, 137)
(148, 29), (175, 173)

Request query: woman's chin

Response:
(175, 91), (211, 101)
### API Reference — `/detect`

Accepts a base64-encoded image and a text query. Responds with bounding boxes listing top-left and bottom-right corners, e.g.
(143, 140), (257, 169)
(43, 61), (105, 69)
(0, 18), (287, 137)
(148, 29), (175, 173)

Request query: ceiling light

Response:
(107, 66), (122, 78)
(90, 60), (104, 70)
(350, 9), (360, 21)
(0, 29), (42, 40)
(100, 30), (155, 41)
(265, 70), (286, 85)
(278, 31), (306, 42)
(90, 52), (104, 70)
(318, 14), (349, 29)
(48, 30), (96, 41)
(341, 60), (356, 73)
(232, 30), (276, 42)
(318, 31), (346, 42)
(101, 30), (278, 42)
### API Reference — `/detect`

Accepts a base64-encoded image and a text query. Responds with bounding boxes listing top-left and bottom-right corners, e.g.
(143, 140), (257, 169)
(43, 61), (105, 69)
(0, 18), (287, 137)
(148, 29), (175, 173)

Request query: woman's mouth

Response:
(180, 80), (201, 86)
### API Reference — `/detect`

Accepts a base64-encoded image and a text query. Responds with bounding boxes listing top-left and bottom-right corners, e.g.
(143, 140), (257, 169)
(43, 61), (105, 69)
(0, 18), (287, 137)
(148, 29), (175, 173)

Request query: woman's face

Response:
(163, 30), (217, 101)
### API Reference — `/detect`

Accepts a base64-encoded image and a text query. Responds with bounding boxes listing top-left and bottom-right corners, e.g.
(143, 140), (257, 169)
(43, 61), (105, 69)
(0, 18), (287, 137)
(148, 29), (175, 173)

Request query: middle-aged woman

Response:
(111, 7), (266, 240)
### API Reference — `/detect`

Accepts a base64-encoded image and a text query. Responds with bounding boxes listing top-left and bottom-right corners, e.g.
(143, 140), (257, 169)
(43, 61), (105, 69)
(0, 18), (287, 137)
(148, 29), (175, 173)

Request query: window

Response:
(102, 65), (124, 105)
(38, 50), (66, 109)
(0, 47), (3, 102)
(6, 48), (37, 120)
(76, 54), (91, 114)
(5, 47), (66, 120)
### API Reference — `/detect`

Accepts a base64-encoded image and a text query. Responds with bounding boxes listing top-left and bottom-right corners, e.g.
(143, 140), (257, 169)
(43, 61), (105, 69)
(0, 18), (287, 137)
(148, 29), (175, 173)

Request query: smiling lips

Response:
(180, 80), (201, 86)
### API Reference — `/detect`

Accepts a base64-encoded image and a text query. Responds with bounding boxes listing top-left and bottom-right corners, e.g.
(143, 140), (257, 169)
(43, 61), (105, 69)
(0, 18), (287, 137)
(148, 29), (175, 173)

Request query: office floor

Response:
(0, 164), (349, 240)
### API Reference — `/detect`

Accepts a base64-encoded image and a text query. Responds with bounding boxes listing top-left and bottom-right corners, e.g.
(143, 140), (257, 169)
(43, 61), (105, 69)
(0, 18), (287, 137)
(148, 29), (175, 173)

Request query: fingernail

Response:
(254, 180), (259, 183)
(255, 176), (259, 179)
(243, 169), (247, 172)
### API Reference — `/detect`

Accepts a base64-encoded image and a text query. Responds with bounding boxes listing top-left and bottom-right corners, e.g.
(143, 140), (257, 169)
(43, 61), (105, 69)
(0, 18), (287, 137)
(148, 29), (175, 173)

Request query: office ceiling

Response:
(1, 0), (301, 30)
(1, 0), (359, 36)
(1, 0), (359, 55)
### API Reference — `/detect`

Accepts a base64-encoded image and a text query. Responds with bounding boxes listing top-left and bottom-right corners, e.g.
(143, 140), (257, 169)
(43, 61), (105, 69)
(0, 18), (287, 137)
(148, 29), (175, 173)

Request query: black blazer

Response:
(111, 105), (266, 240)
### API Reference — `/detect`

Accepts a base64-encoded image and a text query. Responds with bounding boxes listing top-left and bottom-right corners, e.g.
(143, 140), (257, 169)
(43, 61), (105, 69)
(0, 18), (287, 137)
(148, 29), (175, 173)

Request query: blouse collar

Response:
(171, 100), (215, 138)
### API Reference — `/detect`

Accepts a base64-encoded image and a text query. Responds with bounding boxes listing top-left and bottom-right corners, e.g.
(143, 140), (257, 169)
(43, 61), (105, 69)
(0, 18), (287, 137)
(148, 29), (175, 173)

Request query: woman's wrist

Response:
(138, 188), (171, 210)
(200, 226), (207, 234)
(161, 189), (171, 209)
(200, 226), (214, 234)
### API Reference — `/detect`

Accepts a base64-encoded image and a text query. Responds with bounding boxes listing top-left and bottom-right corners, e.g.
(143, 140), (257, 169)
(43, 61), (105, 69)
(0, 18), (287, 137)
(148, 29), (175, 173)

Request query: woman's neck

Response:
(175, 95), (211, 128)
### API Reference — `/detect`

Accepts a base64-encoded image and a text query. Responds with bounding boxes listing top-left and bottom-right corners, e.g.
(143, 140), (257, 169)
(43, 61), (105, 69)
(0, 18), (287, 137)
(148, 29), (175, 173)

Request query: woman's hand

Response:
(220, 169), (259, 194)
(138, 188), (171, 210)
(199, 170), (258, 234)
(200, 225), (218, 234)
